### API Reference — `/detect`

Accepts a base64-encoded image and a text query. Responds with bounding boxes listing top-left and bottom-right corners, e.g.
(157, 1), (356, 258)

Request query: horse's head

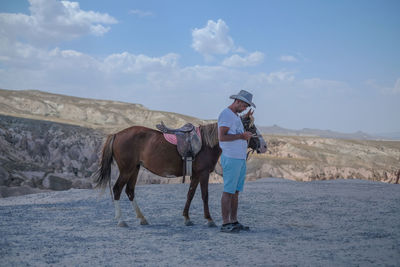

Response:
(241, 109), (267, 154)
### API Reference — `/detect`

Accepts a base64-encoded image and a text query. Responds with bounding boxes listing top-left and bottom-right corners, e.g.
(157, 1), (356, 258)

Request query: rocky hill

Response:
(0, 88), (399, 197)
(0, 114), (204, 198)
(0, 114), (102, 197)
(0, 89), (210, 133)
(246, 135), (400, 183)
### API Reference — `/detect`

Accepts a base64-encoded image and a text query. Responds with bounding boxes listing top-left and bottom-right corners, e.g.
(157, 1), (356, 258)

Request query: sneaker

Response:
(233, 221), (250, 231)
(220, 223), (240, 233)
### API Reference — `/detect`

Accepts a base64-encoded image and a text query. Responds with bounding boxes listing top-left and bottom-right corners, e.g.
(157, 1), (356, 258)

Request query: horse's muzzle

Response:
(256, 133), (267, 154)
(257, 143), (267, 154)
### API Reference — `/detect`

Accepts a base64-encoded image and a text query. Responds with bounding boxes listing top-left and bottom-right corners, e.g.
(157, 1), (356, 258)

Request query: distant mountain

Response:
(258, 125), (391, 140)
(375, 132), (400, 140)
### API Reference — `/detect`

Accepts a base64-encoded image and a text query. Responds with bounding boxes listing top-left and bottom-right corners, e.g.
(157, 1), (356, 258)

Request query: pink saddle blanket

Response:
(163, 127), (201, 145)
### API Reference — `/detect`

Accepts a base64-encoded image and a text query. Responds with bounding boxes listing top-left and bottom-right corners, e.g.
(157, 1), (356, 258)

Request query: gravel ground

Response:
(1, 178), (399, 266)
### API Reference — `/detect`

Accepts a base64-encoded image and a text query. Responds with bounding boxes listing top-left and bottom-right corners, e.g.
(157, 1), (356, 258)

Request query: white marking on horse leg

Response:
(114, 200), (128, 227)
(114, 200), (122, 220)
(131, 198), (148, 225)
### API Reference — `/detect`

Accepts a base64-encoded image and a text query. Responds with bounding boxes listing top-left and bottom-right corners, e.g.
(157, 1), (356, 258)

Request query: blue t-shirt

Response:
(218, 108), (247, 159)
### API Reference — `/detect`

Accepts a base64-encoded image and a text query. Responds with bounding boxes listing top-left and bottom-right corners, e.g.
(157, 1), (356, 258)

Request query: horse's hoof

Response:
(140, 219), (149, 225)
(117, 221), (128, 227)
(206, 221), (217, 228)
(184, 220), (194, 226)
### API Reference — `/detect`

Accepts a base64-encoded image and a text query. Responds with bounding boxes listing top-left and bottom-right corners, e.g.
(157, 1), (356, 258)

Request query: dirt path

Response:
(1, 178), (399, 266)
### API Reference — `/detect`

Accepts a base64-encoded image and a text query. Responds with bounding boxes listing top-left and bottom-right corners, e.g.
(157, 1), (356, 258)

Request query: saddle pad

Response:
(163, 127), (201, 145)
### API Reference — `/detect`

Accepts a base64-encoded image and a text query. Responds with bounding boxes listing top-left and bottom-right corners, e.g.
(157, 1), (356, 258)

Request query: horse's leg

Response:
(132, 198), (148, 225)
(182, 177), (200, 226)
(199, 172), (217, 227)
(113, 175), (128, 227)
(125, 166), (149, 225)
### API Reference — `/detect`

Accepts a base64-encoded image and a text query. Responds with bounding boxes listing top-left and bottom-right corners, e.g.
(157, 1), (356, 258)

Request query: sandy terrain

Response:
(1, 178), (399, 266)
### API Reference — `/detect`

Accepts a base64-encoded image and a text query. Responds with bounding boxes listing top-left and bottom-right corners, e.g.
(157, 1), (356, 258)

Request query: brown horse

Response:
(94, 110), (267, 227)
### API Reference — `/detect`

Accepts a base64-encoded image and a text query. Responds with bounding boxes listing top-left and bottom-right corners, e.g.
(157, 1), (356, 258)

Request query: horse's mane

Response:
(200, 123), (219, 148)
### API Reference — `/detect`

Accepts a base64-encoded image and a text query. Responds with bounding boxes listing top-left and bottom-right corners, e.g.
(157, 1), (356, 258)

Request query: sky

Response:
(0, 0), (399, 134)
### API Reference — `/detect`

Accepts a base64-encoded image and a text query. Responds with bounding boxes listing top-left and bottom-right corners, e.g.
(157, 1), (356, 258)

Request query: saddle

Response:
(158, 122), (195, 133)
(156, 121), (202, 183)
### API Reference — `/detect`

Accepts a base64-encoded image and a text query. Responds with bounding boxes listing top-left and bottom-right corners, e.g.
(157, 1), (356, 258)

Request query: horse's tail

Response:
(93, 134), (116, 190)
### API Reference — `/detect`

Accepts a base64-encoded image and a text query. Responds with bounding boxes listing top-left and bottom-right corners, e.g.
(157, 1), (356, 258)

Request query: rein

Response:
(246, 149), (255, 161)
(246, 133), (261, 161)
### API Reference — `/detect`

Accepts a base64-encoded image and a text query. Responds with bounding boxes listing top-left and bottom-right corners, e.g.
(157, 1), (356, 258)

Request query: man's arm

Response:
(218, 126), (252, 142)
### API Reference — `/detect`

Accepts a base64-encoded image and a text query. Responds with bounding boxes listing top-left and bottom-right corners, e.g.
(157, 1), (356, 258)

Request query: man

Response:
(218, 90), (255, 233)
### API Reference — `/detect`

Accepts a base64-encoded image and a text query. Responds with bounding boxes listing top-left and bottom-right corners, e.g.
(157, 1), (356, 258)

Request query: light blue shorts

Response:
(221, 154), (247, 194)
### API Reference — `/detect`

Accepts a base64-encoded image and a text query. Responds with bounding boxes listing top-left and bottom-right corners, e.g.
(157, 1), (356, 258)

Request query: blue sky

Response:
(0, 0), (399, 134)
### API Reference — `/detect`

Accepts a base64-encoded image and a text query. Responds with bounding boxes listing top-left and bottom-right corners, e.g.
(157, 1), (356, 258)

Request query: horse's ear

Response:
(246, 109), (254, 117)
(245, 109), (252, 118)
(249, 109), (255, 126)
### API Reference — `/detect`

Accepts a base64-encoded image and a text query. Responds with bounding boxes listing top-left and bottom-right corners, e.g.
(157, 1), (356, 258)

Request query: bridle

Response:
(246, 133), (264, 160)
(242, 116), (261, 161)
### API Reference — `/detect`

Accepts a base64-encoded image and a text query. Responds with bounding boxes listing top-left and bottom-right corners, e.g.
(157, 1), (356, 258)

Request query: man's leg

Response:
(221, 192), (234, 225)
(220, 155), (241, 232)
(230, 160), (250, 230)
(230, 191), (239, 223)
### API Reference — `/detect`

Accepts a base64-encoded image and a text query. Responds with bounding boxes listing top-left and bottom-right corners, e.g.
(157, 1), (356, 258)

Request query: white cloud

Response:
(129, 9), (154, 18)
(0, 40), (295, 101)
(298, 78), (352, 99)
(191, 19), (235, 58)
(0, 0), (117, 45)
(90, 24), (112, 36)
(301, 78), (350, 90)
(265, 71), (295, 83)
(103, 52), (179, 73)
(393, 78), (400, 94)
(280, 55), (298, 62)
(222, 52), (264, 67)
(366, 78), (400, 95)
(234, 46), (247, 54)
(0, 43), (181, 93)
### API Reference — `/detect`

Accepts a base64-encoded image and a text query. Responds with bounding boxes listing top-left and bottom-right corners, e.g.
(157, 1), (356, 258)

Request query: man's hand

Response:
(219, 126), (253, 142)
(241, 131), (252, 141)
